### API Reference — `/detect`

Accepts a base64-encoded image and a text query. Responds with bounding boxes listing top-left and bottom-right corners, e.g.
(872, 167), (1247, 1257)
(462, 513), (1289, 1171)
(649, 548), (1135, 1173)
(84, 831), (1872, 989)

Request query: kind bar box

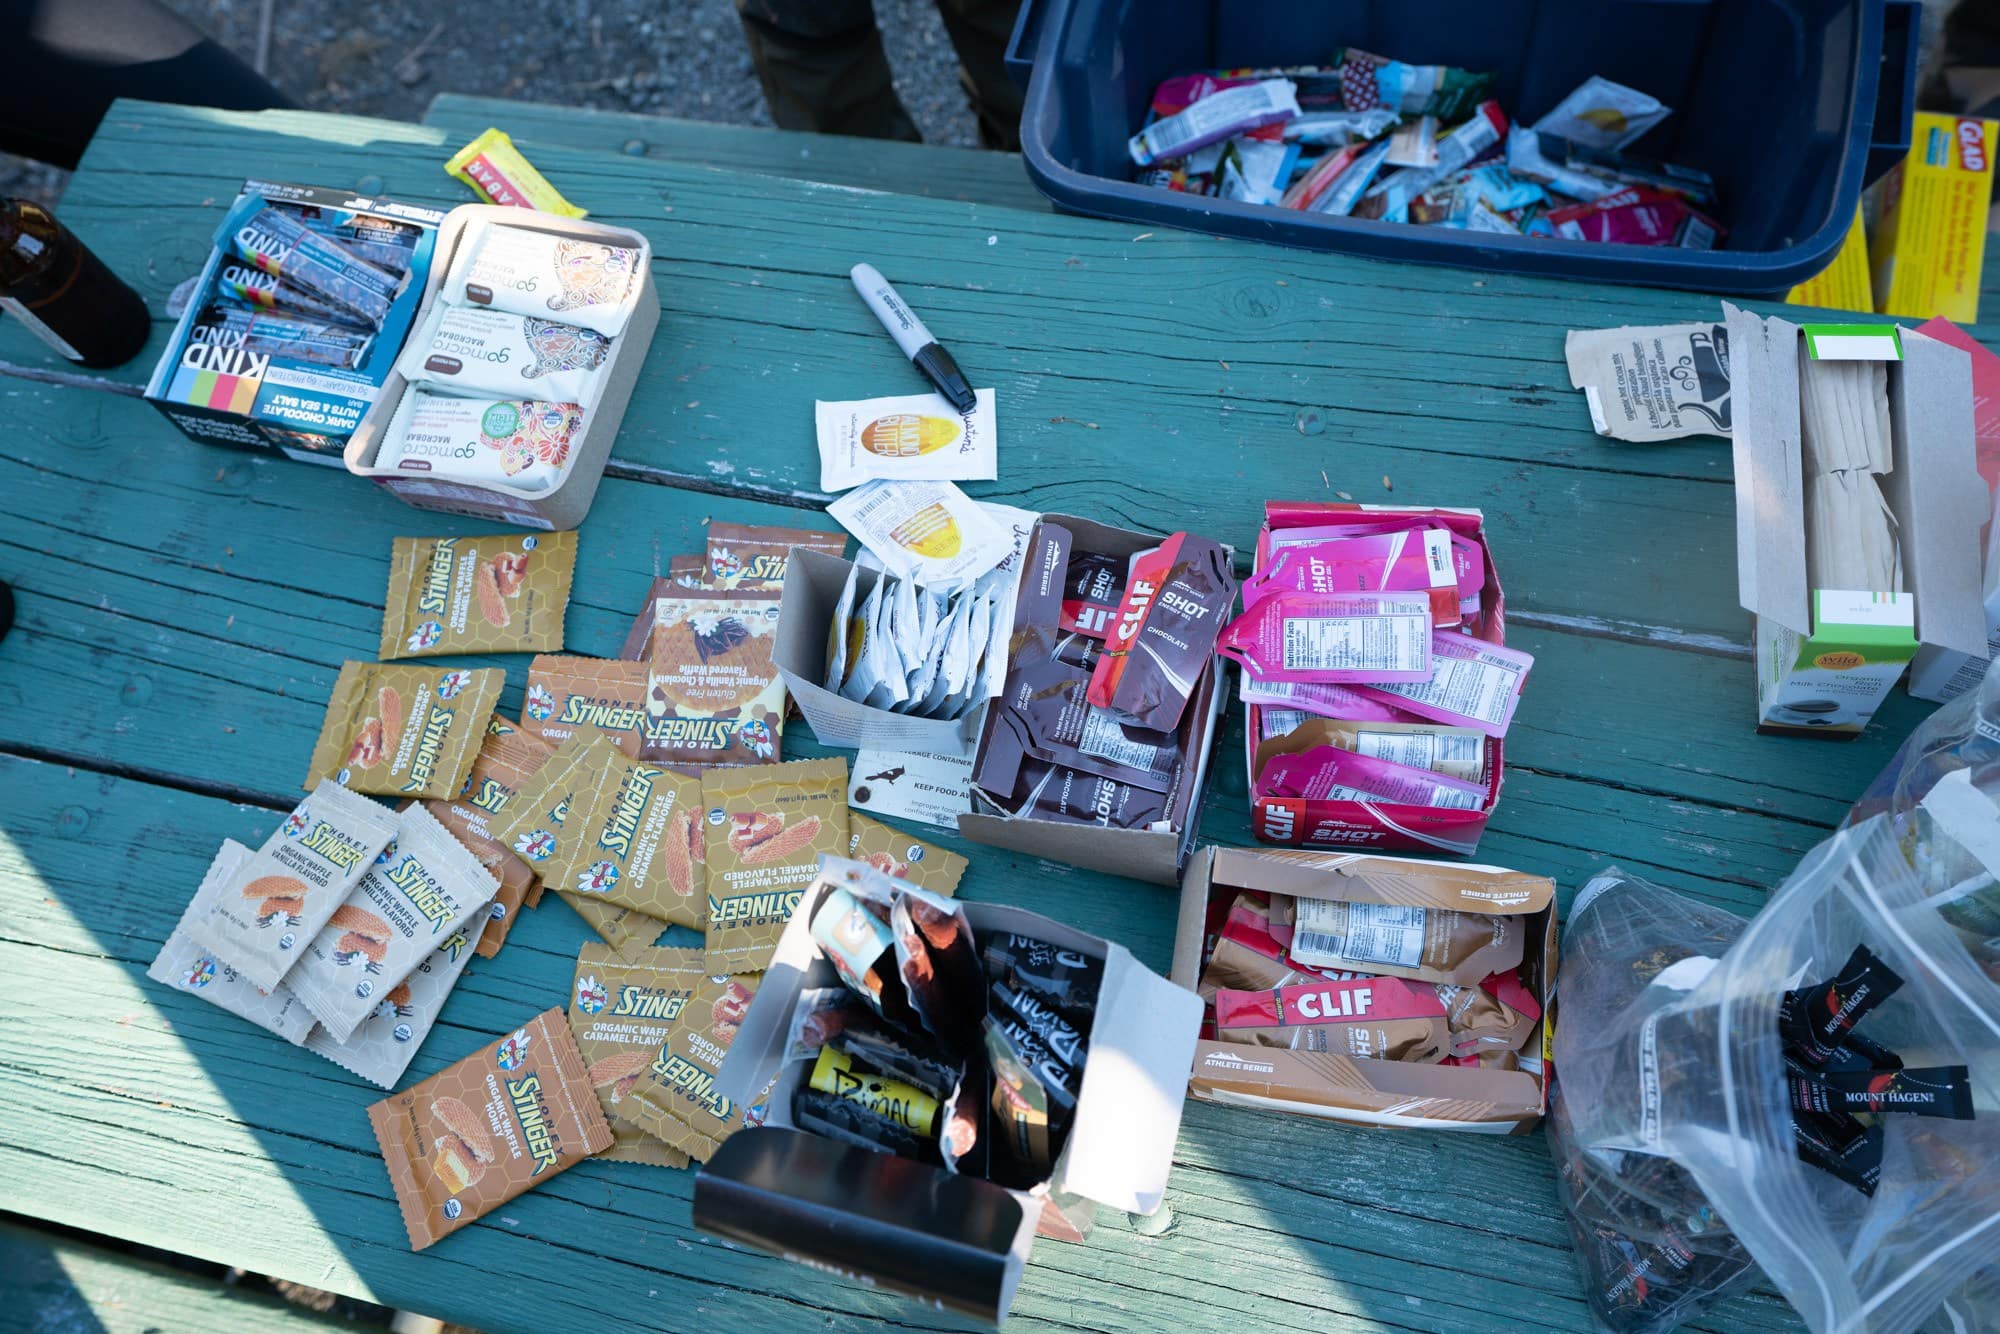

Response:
(1727, 305), (1985, 735)
(346, 205), (660, 531)
(1870, 114), (1996, 323)
(1173, 847), (1555, 1133)
(144, 180), (444, 466)
(1243, 503), (1508, 854)
(960, 514), (1226, 887)
(696, 875), (1201, 1324)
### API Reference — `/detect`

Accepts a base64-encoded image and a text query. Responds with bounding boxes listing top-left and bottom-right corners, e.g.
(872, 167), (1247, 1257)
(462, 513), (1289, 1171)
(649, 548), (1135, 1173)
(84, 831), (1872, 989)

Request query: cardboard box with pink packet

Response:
(1230, 502), (1526, 856)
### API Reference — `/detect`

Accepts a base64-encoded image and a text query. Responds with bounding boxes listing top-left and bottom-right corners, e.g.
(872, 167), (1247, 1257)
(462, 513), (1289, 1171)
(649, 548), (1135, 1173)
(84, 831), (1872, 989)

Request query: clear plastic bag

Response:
(1550, 816), (2000, 1332)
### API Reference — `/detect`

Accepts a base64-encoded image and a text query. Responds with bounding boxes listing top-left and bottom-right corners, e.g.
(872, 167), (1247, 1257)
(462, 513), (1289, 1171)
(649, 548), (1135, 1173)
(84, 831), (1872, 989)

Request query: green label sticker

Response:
(1802, 323), (1902, 361)
(480, 402), (522, 441)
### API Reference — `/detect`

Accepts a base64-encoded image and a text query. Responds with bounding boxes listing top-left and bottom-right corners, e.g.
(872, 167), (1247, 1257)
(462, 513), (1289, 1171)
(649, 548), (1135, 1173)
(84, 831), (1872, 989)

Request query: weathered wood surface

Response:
(0, 98), (1989, 1333)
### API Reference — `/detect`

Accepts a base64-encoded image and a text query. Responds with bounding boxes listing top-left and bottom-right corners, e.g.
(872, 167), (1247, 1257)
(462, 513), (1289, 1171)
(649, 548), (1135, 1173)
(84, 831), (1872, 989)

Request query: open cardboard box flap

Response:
(701, 875), (1202, 1323)
(1726, 302), (1985, 657)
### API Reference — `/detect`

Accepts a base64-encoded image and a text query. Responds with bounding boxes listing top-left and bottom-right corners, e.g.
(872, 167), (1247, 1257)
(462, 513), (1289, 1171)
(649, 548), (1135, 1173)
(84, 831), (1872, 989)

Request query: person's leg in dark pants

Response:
(932, 0), (1023, 150)
(734, 0), (921, 142)
(0, 0), (292, 170)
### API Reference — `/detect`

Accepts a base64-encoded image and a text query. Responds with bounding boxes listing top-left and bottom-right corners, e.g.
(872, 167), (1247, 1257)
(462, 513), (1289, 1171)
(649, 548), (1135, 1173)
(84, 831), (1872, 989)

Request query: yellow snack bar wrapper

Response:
(445, 127), (587, 219)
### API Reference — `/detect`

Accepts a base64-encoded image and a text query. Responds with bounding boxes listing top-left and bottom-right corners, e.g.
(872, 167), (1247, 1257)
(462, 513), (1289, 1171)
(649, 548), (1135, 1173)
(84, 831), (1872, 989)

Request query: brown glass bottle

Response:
(0, 198), (151, 369)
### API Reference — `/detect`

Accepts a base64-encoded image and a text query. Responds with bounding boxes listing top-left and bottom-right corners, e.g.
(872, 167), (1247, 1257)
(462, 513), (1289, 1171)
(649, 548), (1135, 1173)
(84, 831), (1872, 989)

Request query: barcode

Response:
(1294, 928), (1345, 958)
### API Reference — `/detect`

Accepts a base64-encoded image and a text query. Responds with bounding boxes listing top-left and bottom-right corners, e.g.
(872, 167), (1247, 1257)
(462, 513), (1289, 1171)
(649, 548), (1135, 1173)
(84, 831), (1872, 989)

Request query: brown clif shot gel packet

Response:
(306, 661), (504, 800)
(380, 531), (577, 660)
(286, 803), (497, 1045)
(567, 943), (707, 1167)
(184, 778), (398, 993)
(421, 716), (552, 958)
(1086, 532), (1235, 732)
(369, 1006), (613, 1250)
(521, 654), (651, 757)
(702, 757), (849, 973)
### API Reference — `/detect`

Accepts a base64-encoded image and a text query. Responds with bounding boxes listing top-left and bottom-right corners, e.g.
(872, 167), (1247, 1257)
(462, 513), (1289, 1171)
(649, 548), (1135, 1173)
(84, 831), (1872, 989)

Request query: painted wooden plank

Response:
(0, 755), (1801, 1333)
(422, 93), (1052, 212)
(12, 103), (1990, 644)
(0, 1219), (351, 1333)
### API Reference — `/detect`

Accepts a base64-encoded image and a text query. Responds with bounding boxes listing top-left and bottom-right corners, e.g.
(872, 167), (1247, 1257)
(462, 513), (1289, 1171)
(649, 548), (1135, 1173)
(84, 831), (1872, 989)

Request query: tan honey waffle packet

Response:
(701, 758), (849, 972)
(306, 662), (504, 800)
(369, 1006), (612, 1250)
(287, 803), (498, 1044)
(556, 754), (705, 929)
(521, 654), (651, 757)
(421, 717), (552, 958)
(704, 521), (846, 588)
(560, 893), (670, 962)
(487, 727), (623, 881)
(183, 778), (398, 992)
(642, 586), (787, 765)
(846, 813), (966, 897)
(151, 841), (320, 1042)
(619, 970), (762, 1162)
(380, 532), (577, 660)
(566, 943), (707, 1167)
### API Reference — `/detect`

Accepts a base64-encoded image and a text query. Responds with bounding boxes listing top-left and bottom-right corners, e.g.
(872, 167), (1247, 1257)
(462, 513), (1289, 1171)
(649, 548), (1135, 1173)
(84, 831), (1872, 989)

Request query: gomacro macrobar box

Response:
(144, 180), (444, 466)
(1172, 847), (1555, 1134)
(697, 858), (1202, 1324)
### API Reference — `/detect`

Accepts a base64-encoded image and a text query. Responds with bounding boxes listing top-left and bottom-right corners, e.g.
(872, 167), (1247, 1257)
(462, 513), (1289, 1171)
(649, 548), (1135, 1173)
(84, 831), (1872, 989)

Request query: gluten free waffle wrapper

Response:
(644, 587), (787, 766)
(150, 841), (320, 1043)
(306, 662), (504, 801)
(182, 778), (398, 993)
(369, 1006), (612, 1250)
(286, 803), (497, 1044)
(381, 532), (576, 660)
(305, 920), (480, 1088)
(567, 943), (708, 1166)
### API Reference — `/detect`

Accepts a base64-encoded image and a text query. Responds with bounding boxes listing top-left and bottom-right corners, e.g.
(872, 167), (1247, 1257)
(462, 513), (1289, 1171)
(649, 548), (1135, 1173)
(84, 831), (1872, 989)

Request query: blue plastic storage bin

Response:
(1006, 0), (1918, 293)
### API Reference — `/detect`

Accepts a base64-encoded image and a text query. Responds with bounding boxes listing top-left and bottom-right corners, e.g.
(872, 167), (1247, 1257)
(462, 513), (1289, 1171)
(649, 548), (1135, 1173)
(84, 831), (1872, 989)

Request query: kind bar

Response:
(560, 892), (668, 962)
(490, 727), (625, 877)
(567, 943), (706, 1167)
(422, 718), (554, 958)
(150, 841), (319, 1043)
(1781, 945), (1905, 1068)
(644, 587), (786, 765)
(306, 662), (503, 801)
(375, 391), (584, 494)
(620, 971), (761, 1161)
(381, 532), (577, 660)
(847, 813), (966, 896)
(305, 922), (478, 1089)
(190, 305), (373, 369)
(445, 219), (641, 338)
(1288, 896), (1522, 986)
(445, 128), (588, 218)
(215, 258), (362, 325)
(522, 655), (650, 756)
(560, 754), (704, 928)
(1788, 1064), (1974, 1120)
(402, 303), (609, 404)
(287, 803), (497, 1044)
(1350, 632), (1533, 739)
(702, 758), (849, 972)
(815, 389), (999, 492)
(706, 521), (847, 589)
(184, 778), (397, 992)
(1213, 978), (1451, 1062)
(1218, 591), (1433, 684)
(369, 1006), (612, 1250)
(1259, 744), (1489, 810)
(1088, 531), (1235, 730)
(230, 205), (400, 326)
(827, 478), (1012, 590)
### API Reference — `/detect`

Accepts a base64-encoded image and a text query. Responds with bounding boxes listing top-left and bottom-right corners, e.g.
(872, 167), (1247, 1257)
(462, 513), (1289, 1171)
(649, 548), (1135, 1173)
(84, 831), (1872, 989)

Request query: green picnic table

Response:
(3, 95), (1995, 1333)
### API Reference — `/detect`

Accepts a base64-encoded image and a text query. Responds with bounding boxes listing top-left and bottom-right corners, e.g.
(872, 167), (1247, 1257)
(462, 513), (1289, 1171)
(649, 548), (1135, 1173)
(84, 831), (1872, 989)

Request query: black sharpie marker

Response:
(849, 262), (977, 414)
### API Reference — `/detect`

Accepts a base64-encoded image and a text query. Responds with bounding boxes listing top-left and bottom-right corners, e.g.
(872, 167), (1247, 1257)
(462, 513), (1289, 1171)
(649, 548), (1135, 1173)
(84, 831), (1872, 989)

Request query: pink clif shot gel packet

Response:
(1348, 632), (1532, 739)
(1241, 678), (1427, 723)
(1260, 744), (1489, 810)
(1218, 591), (1433, 684)
(1245, 529), (1459, 627)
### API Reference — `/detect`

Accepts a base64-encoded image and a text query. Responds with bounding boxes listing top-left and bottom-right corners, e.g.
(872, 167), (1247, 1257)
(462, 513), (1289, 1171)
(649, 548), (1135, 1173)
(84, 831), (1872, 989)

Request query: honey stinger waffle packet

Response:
(521, 654), (651, 757)
(306, 662), (504, 800)
(488, 727), (624, 886)
(380, 532), (577, 660)
(567, 943), (707, 1167)
(705, 521), (847, 589)
(151, 841), (319, 1043)
(559, 754), (705, 929)
(369, 1006), (612, 1250)
(305, 920), (479, 1089)
(701, 758), (849, 972)
(421, 717), (553, 958)
(619, 970), (761, 1162)
(847, 812), (966, 897)
(643, 586), (787, 765)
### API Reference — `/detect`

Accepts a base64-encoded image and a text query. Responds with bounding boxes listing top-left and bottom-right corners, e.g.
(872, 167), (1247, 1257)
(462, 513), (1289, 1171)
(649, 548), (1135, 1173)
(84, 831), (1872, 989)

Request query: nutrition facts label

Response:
(1282, 610), (1429, 674)
(1378, 647), (1526, 728)
(1292, 901), (1429, 970)
(1076, 707), (1166, 771)
(1353, 729), (1484, 778)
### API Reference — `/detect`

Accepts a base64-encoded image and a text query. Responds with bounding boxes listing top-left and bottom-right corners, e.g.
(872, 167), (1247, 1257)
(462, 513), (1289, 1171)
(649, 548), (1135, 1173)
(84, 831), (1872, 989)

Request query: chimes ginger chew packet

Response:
(306, 662), (503, 800)
(369, 1006), (612, 1250)
(380, 532), (576, 660)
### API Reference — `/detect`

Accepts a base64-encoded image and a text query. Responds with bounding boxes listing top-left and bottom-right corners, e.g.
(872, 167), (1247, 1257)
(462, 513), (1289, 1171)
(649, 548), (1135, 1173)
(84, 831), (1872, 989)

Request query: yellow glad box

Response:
(1870, 113), (1996, 322)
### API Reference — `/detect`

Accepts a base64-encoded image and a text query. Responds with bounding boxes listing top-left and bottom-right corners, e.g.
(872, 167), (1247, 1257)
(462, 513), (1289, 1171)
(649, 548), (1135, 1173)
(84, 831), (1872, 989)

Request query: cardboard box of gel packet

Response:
(143, 180), (444, 466)
(959, 513), (1227, 887)
(1172, 846), (1555, 1135)
(695, 869), (1202, 1326)
(774, 546), (991, 756)
(1726, 304), (1986, 736)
